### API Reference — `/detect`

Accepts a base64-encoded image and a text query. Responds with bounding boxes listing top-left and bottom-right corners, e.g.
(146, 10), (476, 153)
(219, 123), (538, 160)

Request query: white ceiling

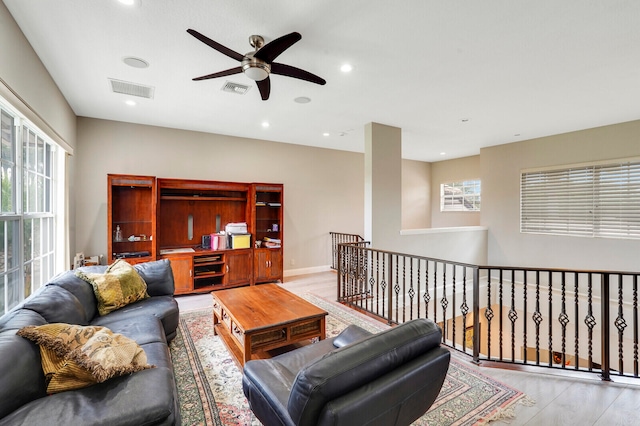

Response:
(4, 0), (640, 162)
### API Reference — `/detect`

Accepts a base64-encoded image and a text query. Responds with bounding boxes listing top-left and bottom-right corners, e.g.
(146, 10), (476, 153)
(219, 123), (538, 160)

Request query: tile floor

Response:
(175, 271), (640, 426)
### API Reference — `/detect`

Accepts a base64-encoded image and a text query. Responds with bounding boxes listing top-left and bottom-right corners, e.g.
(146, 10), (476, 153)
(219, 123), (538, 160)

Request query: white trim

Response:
(284, 264), (332, 277)
(0, 78), (73, 155)
(400, 226), (488, 236)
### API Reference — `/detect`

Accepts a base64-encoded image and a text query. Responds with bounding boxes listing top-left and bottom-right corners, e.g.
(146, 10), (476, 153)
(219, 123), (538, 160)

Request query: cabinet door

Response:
(254, 248), (283, 283)
(253, 249), (269, 282)
(164, 256), (193, 295)
(267, 249), (283, 281)
(226, 250), (253, 287)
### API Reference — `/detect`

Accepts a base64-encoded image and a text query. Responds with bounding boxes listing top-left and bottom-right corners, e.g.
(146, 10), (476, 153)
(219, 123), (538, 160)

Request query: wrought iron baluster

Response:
(509, 269), (517, 362)
(548, 271), (553, 368)
(485, 269), (493, 360)
(523, 270), (528, 364)
(408, 257), (415, 321)
(423, 261), (431, 319)
(585, 273), (596, 371)
(461, 267), (469, 353)
(634, 275), (638, 377)
(615, 274), (627, 375)
(440, 265), (449, 342)
(574, 273), (579, 370)
(433, 262), (438, 324)
(559, 271), (569, 368)
(533, 270), (542, 365)
(499, 269), (503, 361)
(452, 266), (457, 348)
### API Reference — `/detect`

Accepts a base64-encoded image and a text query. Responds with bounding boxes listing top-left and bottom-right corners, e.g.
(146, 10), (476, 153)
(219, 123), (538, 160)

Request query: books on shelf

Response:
(263, 237), (281, 248)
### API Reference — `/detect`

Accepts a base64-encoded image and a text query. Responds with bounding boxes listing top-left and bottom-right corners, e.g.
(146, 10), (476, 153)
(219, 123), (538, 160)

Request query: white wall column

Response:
(364, 122), (402, 249)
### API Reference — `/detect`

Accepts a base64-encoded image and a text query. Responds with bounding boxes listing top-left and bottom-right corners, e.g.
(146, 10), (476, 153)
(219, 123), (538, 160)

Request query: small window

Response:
(440, 179), (481, 212)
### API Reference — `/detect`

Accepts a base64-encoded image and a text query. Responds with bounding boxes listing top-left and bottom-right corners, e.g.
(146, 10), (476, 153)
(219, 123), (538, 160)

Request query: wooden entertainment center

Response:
(107, 174), (283, 295)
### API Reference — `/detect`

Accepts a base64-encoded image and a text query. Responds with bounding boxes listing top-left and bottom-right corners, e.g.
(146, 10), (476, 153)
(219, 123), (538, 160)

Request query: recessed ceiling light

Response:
(261, 121), (270, 128)
(118, 0), (136, 5)
(123, 57), (149, 68)
(322, 132), (330, 137)
(294, 96), (311, 104)
(125, 100), (136, 106)
(440, 152), (446, 156)
(340, 64), (353, 73)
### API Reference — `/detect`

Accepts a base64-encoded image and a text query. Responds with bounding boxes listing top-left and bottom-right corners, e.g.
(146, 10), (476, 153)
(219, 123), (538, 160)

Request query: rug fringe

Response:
(477, 394), (536, 424)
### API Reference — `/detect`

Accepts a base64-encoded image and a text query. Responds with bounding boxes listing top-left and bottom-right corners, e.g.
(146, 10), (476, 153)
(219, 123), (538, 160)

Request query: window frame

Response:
(440, 179), (481, 212)
(0, 97), (61, 314)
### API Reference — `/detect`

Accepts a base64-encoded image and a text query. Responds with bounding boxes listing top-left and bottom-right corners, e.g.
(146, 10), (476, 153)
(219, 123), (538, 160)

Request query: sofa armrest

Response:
(332, 324), (372, 348)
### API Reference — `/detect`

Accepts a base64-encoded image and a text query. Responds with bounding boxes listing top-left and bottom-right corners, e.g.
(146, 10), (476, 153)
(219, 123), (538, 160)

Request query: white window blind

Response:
(521, 160), (640, 239)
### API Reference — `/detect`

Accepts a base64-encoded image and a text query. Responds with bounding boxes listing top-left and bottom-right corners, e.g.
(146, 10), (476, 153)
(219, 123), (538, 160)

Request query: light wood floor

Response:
(176, 271), (640, 426)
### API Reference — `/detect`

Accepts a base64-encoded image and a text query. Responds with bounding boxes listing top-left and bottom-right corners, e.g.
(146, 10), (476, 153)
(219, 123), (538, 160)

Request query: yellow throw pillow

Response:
(17, 323), (154, 394)
(76, 259), (149, 316)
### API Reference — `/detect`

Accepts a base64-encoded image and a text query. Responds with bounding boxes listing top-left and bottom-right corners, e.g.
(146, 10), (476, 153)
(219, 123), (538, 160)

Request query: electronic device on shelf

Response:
(114, 251), (151, 259)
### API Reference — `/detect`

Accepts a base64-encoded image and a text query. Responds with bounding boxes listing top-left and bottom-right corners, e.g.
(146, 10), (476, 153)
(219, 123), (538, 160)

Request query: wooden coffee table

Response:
(211, 284), (328, 367)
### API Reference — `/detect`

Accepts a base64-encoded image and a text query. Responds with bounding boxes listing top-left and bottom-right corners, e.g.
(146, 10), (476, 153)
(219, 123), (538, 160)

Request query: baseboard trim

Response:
(283, 265), (333, 277)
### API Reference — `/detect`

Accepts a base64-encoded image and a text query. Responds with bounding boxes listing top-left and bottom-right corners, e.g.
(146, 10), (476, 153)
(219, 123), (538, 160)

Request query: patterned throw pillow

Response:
(17, 323), (154, 394)
(76, 259), (149, 316)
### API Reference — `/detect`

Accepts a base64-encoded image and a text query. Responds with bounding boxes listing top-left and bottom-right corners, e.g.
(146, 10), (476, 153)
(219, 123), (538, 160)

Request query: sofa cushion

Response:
(22, 285), (89, 325)
(0, 330), (47, 419)
(90, 296), (179, 342)
(48, 271), (99, 321)
(18, 323), (154, 394)
(134, 259), (175, 297)
(76, 259), (149, 316)
(0, 367), (177, 426)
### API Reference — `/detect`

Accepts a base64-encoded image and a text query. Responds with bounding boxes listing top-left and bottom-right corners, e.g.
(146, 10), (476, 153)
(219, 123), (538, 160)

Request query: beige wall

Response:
(0, 3), (77, 271)
(75, 118), (364, 272)
(0, 3), (76, 148)
(402, 159), (431, 229)
(481, 120), (640, 271)
(430, 155), (481, 228)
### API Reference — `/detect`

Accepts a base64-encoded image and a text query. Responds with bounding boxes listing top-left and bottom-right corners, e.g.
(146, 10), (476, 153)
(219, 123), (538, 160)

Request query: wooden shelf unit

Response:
(108, 175), (282, 294)
(107, 174), (156, 264)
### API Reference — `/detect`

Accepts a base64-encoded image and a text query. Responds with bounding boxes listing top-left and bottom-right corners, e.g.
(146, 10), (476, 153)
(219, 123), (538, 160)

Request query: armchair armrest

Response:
(332, 324), (372, 348)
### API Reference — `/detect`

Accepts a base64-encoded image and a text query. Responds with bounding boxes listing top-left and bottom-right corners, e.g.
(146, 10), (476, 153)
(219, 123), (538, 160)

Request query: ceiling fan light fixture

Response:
(243, 66), (269, 81)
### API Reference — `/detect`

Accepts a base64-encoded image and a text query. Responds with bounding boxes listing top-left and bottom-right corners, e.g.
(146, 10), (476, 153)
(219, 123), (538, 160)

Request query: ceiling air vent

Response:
(109, 78), (155, 99)
(221, 81), (250, 95)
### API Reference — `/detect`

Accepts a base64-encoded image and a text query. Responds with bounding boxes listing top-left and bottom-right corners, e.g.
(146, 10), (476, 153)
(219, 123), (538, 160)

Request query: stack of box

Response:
(225, 222), (251, 249)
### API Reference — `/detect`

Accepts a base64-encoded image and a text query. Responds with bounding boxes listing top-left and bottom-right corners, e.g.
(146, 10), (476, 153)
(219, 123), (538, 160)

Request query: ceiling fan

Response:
(187, 29), (326, 100)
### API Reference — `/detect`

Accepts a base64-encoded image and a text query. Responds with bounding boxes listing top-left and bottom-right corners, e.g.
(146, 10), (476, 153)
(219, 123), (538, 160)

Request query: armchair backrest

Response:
(287, 318), (446, 425)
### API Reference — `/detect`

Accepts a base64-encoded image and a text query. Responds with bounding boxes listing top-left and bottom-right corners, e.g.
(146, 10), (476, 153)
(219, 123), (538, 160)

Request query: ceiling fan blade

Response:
(192, 67), (243, 81)
(187, 29), (244, 62)
(271, 63), (326, 85)
(254, 32), (302, 63)
(256, 77), (271, 101)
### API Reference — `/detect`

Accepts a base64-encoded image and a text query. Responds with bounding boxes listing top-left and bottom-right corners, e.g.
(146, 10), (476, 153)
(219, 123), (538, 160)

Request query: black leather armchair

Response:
(242, 318), (450, 426)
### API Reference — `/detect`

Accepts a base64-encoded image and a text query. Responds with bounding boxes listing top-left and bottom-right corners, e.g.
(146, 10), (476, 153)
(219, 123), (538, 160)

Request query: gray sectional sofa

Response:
(0, 259), (180, 425)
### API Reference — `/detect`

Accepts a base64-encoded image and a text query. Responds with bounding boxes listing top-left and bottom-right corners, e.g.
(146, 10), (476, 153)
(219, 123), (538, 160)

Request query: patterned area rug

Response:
(170, 293), (531, 425)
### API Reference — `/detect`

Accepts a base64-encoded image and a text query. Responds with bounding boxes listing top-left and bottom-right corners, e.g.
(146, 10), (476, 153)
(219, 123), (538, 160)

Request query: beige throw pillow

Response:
(18, 323), (154, 394)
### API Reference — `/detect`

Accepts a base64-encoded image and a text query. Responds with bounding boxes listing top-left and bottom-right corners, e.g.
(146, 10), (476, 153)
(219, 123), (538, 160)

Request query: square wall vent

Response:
(222, 81), (250, 95)
(109, 78), (155, 99)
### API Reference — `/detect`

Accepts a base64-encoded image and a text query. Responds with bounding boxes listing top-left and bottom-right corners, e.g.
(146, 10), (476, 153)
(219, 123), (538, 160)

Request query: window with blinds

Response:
(521, 160), (640, 239)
